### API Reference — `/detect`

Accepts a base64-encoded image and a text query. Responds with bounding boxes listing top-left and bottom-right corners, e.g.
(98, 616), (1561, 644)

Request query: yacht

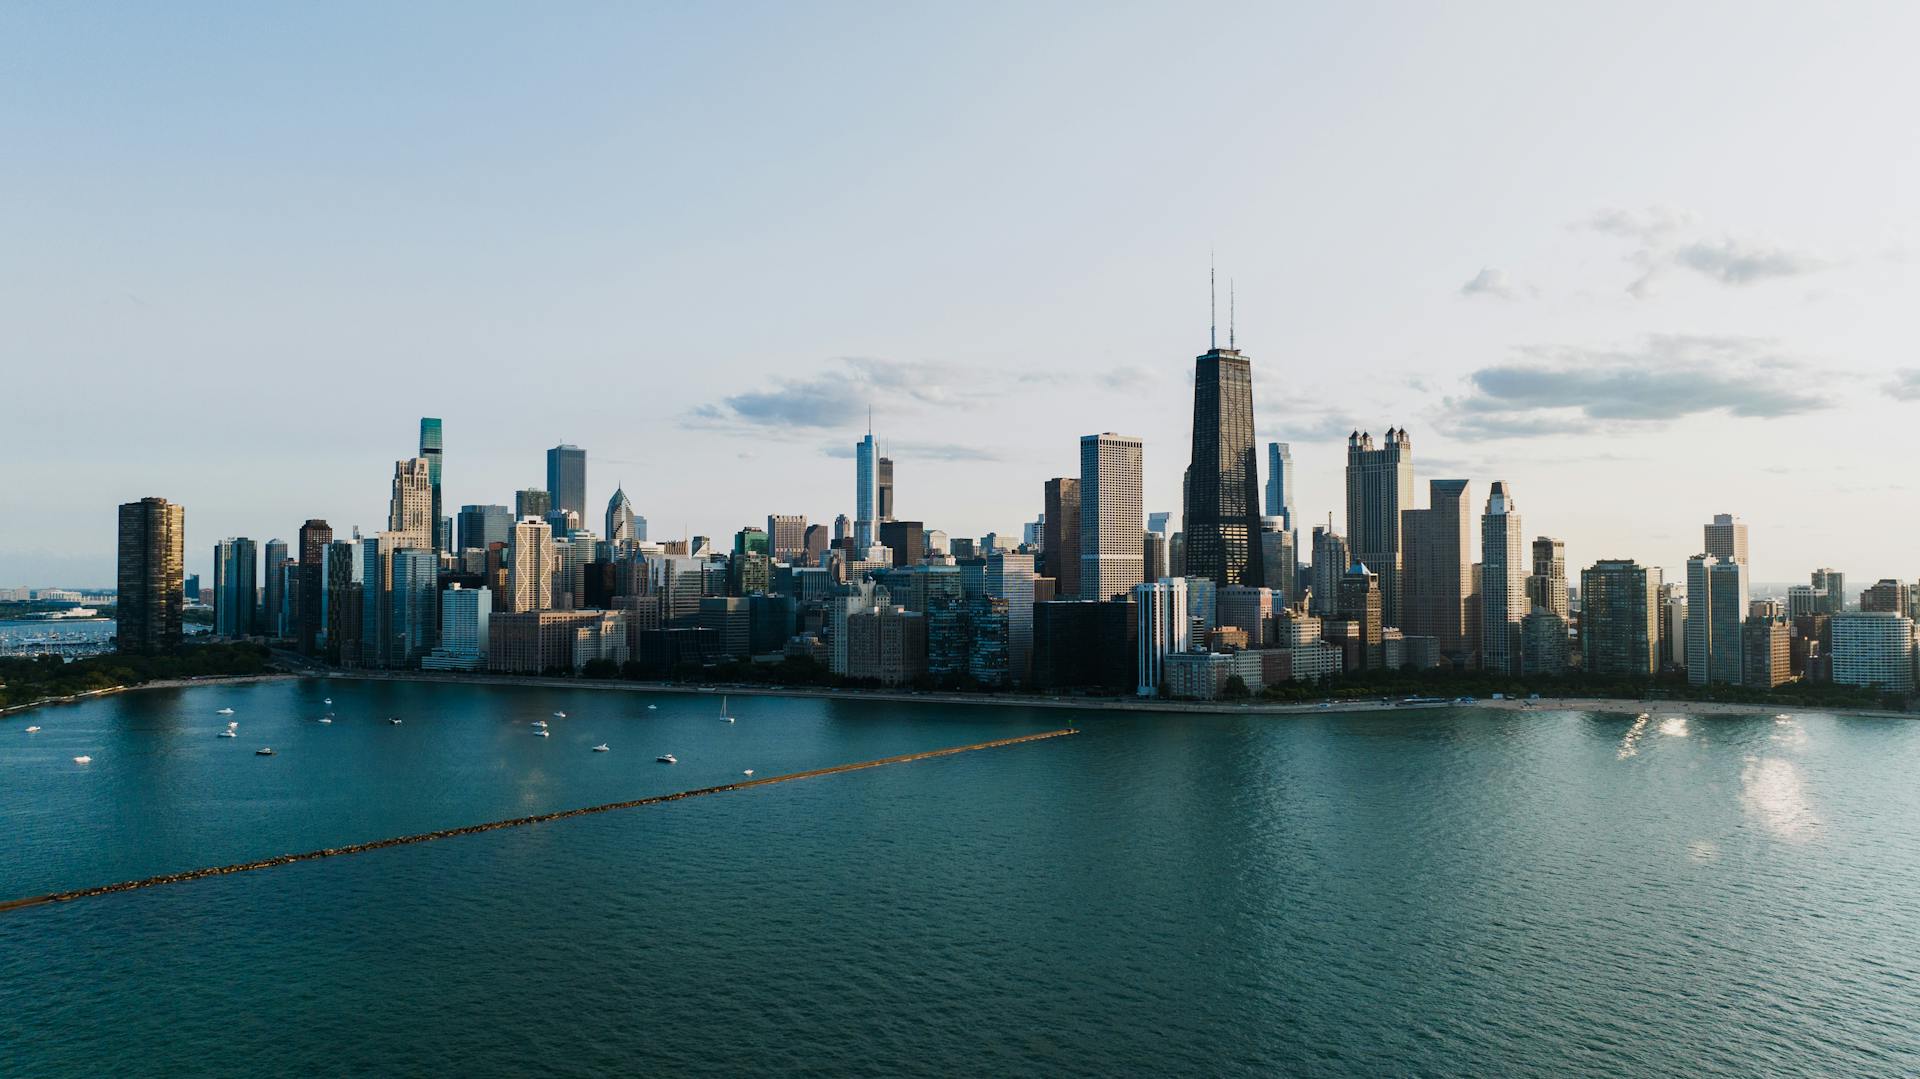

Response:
(255, 747), (275, 756)
(646, 704), (658, 711)
(535, 728), (550, 737)
(742, 769), (754, 777)
(24, 726), (40, 733)
(593, 744), (611, 753)
(323, 698), (332, 705)
(533, 719), (548, 729)
(218, 729), (237, 738)
(553, 711), (568, 719)
(216, 708), (235, 716)
(318, 717), (332, 724)
(656, 753), (676, 764)
(388, 717), (403, 725)
(73, 755), (92, 765)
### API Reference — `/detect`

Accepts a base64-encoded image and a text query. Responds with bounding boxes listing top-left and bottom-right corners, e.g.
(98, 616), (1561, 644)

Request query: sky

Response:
(3, 2), (1916, 589)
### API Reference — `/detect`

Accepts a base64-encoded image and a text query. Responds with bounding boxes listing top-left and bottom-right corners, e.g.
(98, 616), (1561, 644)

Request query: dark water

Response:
(3, 681), (1918, 1077)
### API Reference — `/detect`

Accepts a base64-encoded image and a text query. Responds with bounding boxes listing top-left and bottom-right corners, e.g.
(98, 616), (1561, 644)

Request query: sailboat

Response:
(720, 696), (734, 723)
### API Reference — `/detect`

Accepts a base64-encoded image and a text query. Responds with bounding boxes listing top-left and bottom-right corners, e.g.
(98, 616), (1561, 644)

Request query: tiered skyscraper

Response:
(1345, 428), (1413, 626)
(388, 458), (434, 547)
(116, 497), (184, 653)
(1079, 433), (1144, 601)
(1184, 342), (1263, 588)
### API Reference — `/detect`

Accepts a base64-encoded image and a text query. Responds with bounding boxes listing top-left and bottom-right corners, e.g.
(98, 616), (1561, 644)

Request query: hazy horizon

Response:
(5, 4), (1916, 589)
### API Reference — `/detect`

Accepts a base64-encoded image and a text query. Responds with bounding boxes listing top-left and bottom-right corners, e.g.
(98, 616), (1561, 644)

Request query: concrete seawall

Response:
(0, 727), (1079, 915)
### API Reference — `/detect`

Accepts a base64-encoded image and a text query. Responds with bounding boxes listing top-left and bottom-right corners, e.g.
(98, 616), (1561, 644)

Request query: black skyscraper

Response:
(1183, 345), (1263, 588)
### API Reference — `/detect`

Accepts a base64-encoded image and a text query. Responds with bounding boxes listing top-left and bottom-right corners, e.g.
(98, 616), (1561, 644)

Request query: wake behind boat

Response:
(720, 696), (734, 723)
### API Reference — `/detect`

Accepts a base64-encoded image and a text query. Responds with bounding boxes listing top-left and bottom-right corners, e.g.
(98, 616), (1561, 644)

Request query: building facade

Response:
(546, 444), (587, 524)
(1480, 482), (1525, 675)
(1080, 433), (1145, 602)
(1400, 478), (1471, 665)
(1345, 428), (1414, 626)
(1135, 577), (1191, 696)
(1184, 346), (1263, 588)
(116, 497), (185, 653)
(1580, 559), (1662, 676)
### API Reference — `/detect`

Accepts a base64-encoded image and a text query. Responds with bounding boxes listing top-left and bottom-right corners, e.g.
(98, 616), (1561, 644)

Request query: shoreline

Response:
(4, 667), (1912, 724)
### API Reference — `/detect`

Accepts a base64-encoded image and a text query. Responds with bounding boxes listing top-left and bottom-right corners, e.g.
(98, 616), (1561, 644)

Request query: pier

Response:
(0, 727), (1078, 914)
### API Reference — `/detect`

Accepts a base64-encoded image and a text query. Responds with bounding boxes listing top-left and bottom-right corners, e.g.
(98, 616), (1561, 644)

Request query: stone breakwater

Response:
(0, 728), (1079, 914)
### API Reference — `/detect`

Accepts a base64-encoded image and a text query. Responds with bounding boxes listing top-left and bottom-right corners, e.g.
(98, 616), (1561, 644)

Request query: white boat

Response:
(323, 698), (332, 705)
(216, 708), (235, 716)
(742, 769), (754, 776)
(388, 718), (403, 725)
(553, 711), (567, 719)
(73, 755), (92, 764)
(227, 720), (238, 728)
(656, 753), (676, 764)
(218, 729), (237, 738)
(593, 744), (611, 753)
(646, 704), (658, 711)
(533, 720), (548, 729)
(535, 729), (550, 737)
(256, 747), (275, 756)
(24, 726), (40, 733)
(318, 718), (333, 724)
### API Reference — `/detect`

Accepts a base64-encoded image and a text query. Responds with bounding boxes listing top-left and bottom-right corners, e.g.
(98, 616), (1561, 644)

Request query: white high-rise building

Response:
(1704, 513), (1749, 566)
(1479, 482), (1525, 674)
(423, 584), (491, 671)
(1079, 433), (1144, 602)
(388, 458), (434, 548)
(1136, 577), (1190, 696)
(508, 517), (555, 613)
(1831, 611), (1916, 692)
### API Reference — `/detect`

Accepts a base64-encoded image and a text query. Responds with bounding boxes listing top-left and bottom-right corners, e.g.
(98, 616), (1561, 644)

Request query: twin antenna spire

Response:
(1209, 253), (1236, 351)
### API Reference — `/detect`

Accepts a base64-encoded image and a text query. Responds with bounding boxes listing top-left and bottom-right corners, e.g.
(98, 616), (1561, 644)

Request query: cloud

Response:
(1581, 206), (1829, 296)
(1259, 412), (1363, 442)
(684, 356), (997, 433)
(1438, 334), (1833, 441)
(1459, 267), (1525, 300)
(1881, 369), (1920, 401)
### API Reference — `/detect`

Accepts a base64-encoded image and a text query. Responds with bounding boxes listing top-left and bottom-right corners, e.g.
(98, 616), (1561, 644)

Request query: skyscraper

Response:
(546, 444), (587, 523)
(1185, 343), (1263, 589)
(509, 518), (555, 613)
(1042, 477), (1081, 599)
(388, 458), (434, 547)
(1258, 518), (1295, 606)
(1704, 513), (1749, 566)
(1812, 568), (1846, 615)
(1135, 576), (1190, 696)
(214, 537), (259, 638)
(986, 551), (1036, 683)
(1345, 428), (1414, 626)
(1479, 482), (1525, 675)
(877, 456), (895, 521)
(1079, 433), (1144, 601)
(456, 505), (511, 553)
(1580, 559), (1662, 675)
(297, 518), (332, 654)
(767, 515), (808, 562)
(262, 538), (289, 637)
(1265, 442), (1296, 529)
(515, 488), (551, 522)
(1401, 479), (1472, 664)
(116, 497), (184, 653)
(606, 487), (637, 548)
(419, 418), (444, 554)
(1686, 554), (1749, 685)
(854, 428), (878, 549)
(1528, 536), (1570, 620)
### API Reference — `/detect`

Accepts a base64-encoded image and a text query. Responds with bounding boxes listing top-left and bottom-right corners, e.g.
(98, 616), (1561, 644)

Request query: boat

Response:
(388, 718), (403, 725)
(218, 729), (237, 738)
(533, 719), (548, 729)
(227, 720), (238, 728)
(656, 753), (676, 764)
(318, 717), (333, 724)
(216, 708), (235, 716)
(720, 696), (734, 723)
(742, 769), (754, 776)
(646, 704), (658, 711)
(323, 698), (332, 705)
(535, 729), (550, 737)
(255, 747), (275, 756)
(23, 726), (39, 733)
(73, 755), (92, 765)
(593, 744), (611, 753)
(553, 711), (567, 719)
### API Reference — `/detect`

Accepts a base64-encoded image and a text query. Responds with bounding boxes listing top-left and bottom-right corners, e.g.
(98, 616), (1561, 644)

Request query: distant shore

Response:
(5, 668), (1911, 723)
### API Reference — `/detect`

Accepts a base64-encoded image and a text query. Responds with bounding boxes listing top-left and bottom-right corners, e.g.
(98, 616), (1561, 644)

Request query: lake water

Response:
(3, 679), (1918, 1076)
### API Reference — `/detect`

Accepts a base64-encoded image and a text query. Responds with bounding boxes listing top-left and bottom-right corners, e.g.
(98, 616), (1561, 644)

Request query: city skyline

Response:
(6, 6), (1920, 587)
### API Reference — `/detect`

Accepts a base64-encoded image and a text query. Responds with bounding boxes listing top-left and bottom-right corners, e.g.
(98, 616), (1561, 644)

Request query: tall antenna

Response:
(1209, 252), (1217, 351)
(1229, 278), (1236, 349)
